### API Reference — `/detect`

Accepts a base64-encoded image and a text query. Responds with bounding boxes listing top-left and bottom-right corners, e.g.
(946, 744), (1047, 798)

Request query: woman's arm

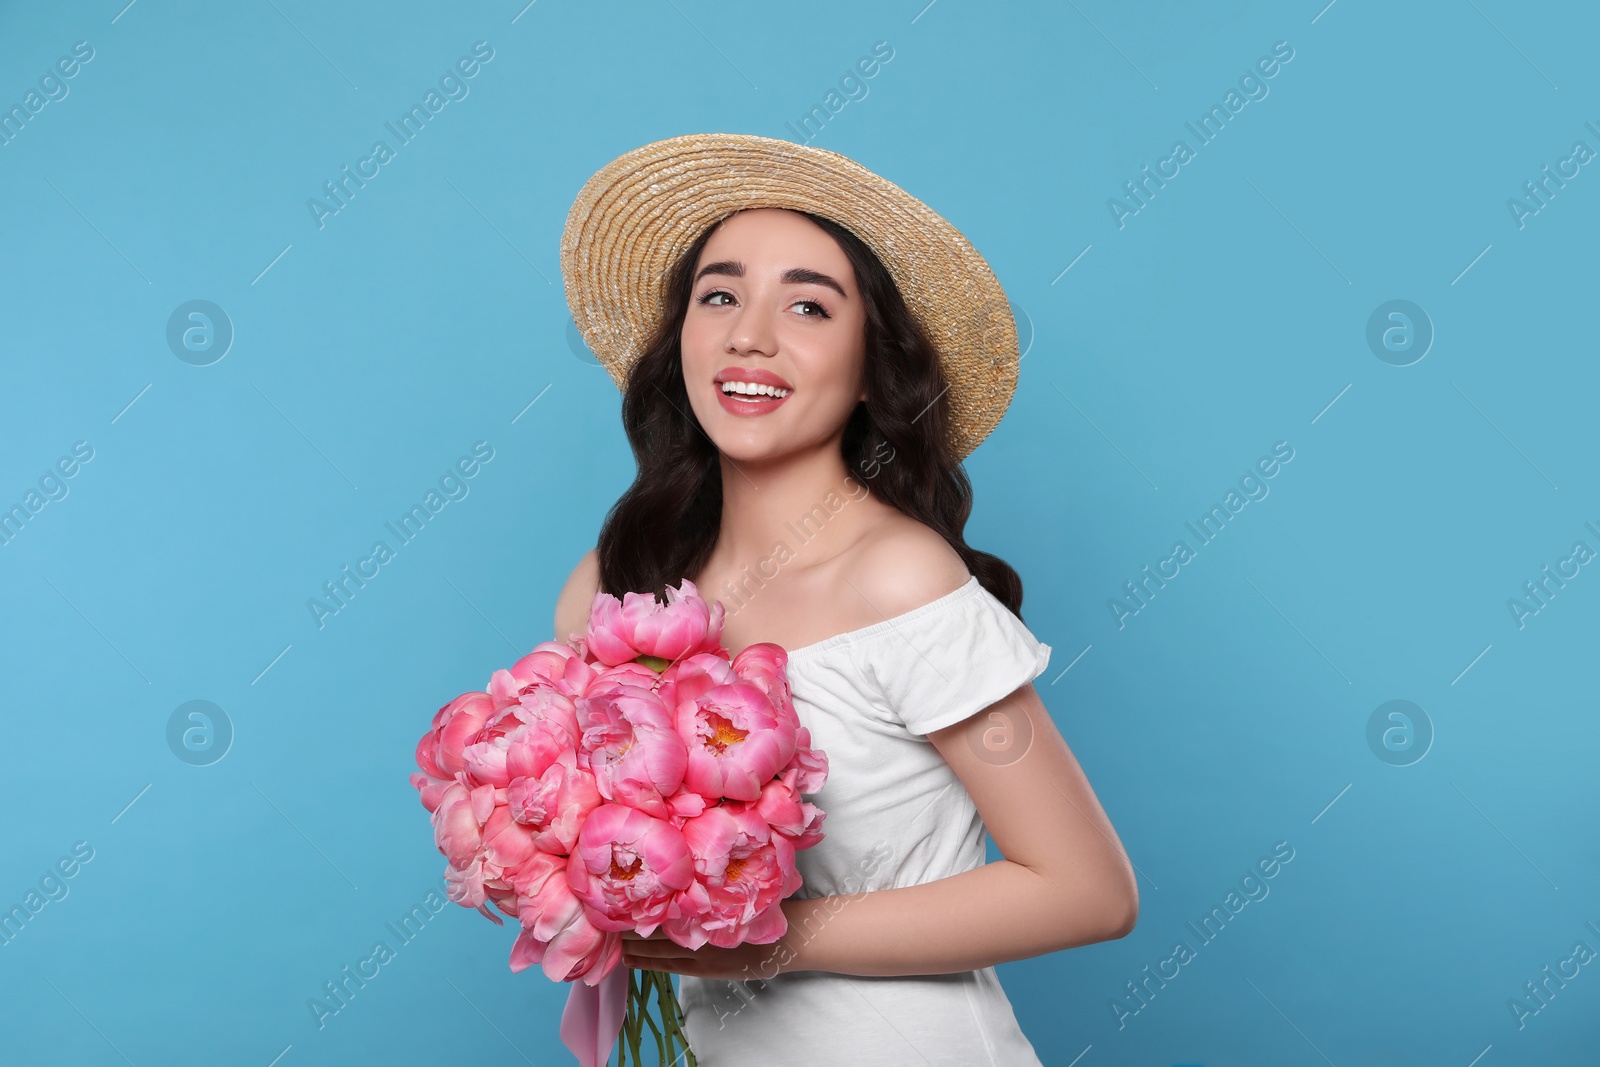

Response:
(773, 680), (1138, 977)
(553, 546), (600, 641)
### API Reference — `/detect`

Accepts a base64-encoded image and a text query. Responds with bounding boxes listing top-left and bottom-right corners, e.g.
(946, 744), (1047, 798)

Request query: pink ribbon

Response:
(560, 965), (630, 1067)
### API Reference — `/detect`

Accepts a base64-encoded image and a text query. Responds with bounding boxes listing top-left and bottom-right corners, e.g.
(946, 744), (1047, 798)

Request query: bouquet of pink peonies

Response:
(409, 578), (828, 1067)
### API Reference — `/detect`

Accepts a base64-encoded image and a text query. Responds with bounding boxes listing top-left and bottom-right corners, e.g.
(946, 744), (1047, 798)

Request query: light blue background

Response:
(2, 1), (1596, 1064)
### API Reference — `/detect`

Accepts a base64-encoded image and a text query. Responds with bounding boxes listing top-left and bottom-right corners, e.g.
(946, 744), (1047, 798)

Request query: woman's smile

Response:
(714, 366), (794, 417)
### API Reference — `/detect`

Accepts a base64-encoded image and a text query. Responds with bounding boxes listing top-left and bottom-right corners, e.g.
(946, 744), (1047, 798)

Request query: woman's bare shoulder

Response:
(839, 516), (970, 620)
(553, 547), (600, 642)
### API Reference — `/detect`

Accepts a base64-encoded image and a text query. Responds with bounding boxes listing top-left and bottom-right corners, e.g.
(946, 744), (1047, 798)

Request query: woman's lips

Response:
(714, 383), (792, 417)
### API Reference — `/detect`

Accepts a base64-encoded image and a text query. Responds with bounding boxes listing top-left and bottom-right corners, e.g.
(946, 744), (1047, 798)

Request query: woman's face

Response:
(680, 208), (868, 464)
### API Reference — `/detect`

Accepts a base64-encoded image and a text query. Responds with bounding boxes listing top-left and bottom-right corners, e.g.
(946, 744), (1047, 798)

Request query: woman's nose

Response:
(724, 300), (778, 357)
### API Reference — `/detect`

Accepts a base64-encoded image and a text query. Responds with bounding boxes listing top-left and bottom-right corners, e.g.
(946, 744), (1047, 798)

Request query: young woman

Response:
(554, 134), (1137, 1065)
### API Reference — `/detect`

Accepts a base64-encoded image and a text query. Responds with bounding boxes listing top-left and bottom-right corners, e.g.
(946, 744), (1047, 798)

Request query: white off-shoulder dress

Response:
(678, 575), (1053, 1066)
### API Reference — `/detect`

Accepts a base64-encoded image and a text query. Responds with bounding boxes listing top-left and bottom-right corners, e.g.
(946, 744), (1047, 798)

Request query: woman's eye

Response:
(695, 291), (829, 318)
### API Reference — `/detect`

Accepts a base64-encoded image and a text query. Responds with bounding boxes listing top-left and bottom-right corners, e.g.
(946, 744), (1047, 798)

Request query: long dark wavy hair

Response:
(593, 208), (1026, 619)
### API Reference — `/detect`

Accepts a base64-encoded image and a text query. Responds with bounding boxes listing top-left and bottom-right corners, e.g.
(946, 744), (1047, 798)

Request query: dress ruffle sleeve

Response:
(861, 580), (1053, 737)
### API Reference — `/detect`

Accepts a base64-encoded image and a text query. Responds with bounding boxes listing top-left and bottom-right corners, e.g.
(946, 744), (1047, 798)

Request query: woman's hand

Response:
(619, 926), (797, 982)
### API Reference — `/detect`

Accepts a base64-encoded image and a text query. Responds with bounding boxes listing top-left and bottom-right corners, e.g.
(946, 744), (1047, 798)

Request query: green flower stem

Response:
(614, 968), (697, 1066)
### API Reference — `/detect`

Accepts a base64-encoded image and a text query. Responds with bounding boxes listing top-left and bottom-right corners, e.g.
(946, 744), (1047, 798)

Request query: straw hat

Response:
(559, 132), (1022, 461)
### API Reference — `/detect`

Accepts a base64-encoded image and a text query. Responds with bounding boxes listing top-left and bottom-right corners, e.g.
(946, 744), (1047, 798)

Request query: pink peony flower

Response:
(507, 641), (588, 687)
(583, 578), (727, 667)
(754, 768), (828, 850)
(491, 642), (599, 704)
(729, 642), (794, 712)
(484, 880), (520, 921)
(416, 690), (497, 779)
(654, 650), (737, 714)
(464, 687), (582, 788)
(664, 803), (800, 950)
(659, 784), (708, 822)
(576, 681), (688, 819)
(676, 680), (798, 802)
(444, 856), (489, 908)
(507, 754), (603, 855)
(589, 660), (667, 692)
(567, 803), (696, 934)
(785, 726), (829, 793)
(409, 770), (455, 815)
(482, 802), (541, 871)
(507, 851), (619, 984)
(430, 781), (489, 868)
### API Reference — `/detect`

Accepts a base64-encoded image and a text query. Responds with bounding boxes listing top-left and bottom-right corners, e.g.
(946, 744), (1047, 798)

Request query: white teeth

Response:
(720, 380), (791, 398)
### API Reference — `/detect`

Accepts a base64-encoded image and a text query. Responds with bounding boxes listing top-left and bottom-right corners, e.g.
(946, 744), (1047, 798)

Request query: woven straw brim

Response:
(559, 132), (1020, 461)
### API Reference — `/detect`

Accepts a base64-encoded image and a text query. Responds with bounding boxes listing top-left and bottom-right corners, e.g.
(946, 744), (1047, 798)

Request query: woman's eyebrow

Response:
(693, 260), (849, 299)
